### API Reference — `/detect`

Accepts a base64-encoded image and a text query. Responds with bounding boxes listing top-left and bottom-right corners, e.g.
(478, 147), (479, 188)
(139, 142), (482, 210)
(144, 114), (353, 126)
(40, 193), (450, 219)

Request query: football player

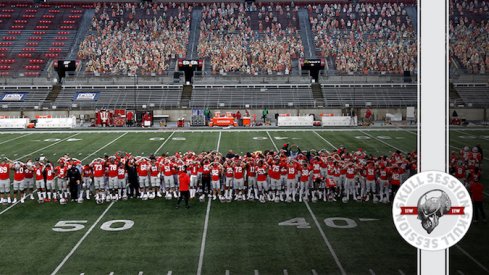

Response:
(286, 159), (298, 202)
(223, 160), (234, 201)
(246, 158), (257, 200)
(91, 158), (106, 203)
(23, 159), (35, 200)
(210, 161), (222, 201)
(55, 162), (68, 201)
(255, 159), (268, 203)
(0, 158), (12, 204)
(117, 162), (127, 200)
(269, 159), (282, 202)
(44, 162), (57, 202)
(149, 158), (160, 199)
(298, 162), (311, 202)
(233, 159), (246, 201)
(136, 157), (150, 200)
(107, 158), (119, 201)
(34, 161), (46, 202)
(12, 161), (26, 204)
(82, 164), (93, 200)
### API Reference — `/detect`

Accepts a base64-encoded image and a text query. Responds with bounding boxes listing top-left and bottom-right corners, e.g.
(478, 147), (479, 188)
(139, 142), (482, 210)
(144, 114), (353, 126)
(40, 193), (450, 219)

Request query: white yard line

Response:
(0, 199), (22, 215)
(51, 201), (115, 275)
(304, 200), (346, 275)
(455, 245), (489, 273)
(17, 133), (81, 160)
(359, 130), (407, 154)
(368, 269), (376, 275)
(311, 269), (318, 275)
(313, 131), (337, 150)
(80, 132), (128, 162)
(398, 269), (406, 275)
(154, 131), (175, 155)
(216, 131), (222, 152)
(0, 133), (32, 145)
(266, 131), (279, 151)
(457, 270), (465, 275)
(196, 198), (212, 275)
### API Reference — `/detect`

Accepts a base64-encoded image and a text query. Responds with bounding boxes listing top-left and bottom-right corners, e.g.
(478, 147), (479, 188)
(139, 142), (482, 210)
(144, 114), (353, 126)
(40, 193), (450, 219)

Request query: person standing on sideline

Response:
(236, 110), (242, 126)
(67, 164), (82, 203)
(126, 159), (139, 198)
(470, 177), (486, 223)
(176, 166), (190, 209)
(262, 107), (268, 123)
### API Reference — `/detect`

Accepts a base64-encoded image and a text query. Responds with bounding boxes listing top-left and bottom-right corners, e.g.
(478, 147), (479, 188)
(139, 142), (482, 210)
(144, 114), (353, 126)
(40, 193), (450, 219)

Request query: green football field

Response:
(0, 127), (488, 275)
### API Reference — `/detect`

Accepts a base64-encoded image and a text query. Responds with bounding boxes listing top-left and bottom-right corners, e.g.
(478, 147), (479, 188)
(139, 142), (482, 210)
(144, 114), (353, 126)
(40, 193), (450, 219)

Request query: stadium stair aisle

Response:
(405, 6), (418, 34)
(67, 9), (94, 60)
(45, 83), (62, 102)
(311, 83), (324, 107)
(180, 84), (193, 108)
(187, 7), (203, 60)
(298, 8), (316, 59)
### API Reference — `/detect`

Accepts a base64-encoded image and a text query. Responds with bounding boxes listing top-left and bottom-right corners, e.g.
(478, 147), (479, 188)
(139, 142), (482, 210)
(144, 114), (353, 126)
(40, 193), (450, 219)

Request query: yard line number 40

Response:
(52, 220), (134, 232)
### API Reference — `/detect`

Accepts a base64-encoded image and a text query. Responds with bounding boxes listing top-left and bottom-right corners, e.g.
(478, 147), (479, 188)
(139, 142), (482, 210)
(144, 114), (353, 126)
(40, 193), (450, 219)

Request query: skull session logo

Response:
(393, 171), (472, 251)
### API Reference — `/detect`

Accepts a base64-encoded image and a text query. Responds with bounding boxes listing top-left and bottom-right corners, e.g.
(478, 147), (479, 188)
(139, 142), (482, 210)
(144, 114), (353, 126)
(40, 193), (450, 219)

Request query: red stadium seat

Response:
(0, 54), (5, 58)
(28, 36), (42, 41)
(2, 9), (14, 13)
(60, 26), (74, 30)
(25, 9), (38, 13)
(16, 4), (29, 8)
(26, 42), (39, 47)
(55, 36), (68, 40)
(42, 14), (55, 19)
(24, 71), (40, 77)
(49, 48), (62, 52)
(33, 31), (46, 35)
(0, 60), (15, 64)
(25, 65), (41, 70)
(29, 59), (44, 64)
(2, 36), (16, 41)
(69, 15), (82, 19)
(0, 65), (11, 70)
(35, 26), (49, 30)
(18, 53), (33, 58)
(0, 14), (12, 19)
(0, 72), (9, 76)
(52, 42), (65, 47)
(72, 9), (83, 13)
(63, 20), (76, 24)
(22, 14), (35, 19)
(57, 31), (70, 35)
(0, 42), (13, 46)
(11, 25), (25, 29)
(14, 20), (28, 24)
(60, 4), (73, 8)
(48, 9), (61, 13)
(8, 31), (21, 35)
(38, 20), (52, 25)
(44, 53), (59, 58)
(22, 47), (36, 52)
(0, 48), (8, 52)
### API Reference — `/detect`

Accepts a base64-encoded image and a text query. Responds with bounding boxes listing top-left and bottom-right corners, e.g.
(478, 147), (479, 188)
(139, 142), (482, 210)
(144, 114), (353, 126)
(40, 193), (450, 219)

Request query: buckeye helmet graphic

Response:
(417, 190), (451, 234)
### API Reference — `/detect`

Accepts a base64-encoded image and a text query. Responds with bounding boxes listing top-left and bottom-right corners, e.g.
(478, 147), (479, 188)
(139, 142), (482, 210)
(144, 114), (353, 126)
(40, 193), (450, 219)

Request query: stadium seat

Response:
(25, 65), (41, 70)
(0, 65), (11, 70)
(0, 42), (13, 46)
(35, 26), (49, 30)
(0, 48), (8, 52)
(22, 14), (35, 19)
(11, 25), (25, 29)
(24, 71), (40, 77)
(38, 20), (52, 25)
(28, 36), (43, 41)
(8, 31), (21, 35)
(55, 36), (68, 40)
(18, 53), (33, 58)
(52, 42), (64, 47)
(26, 42), (39, 47)
(33, 31), (46, 35)
(0, 14), (12, 19)
(42, 14), (55, 19)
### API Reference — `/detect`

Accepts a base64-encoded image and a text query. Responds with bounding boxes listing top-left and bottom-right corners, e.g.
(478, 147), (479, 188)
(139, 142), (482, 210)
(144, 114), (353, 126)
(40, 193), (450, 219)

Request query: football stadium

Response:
(0, 0), (487, 274)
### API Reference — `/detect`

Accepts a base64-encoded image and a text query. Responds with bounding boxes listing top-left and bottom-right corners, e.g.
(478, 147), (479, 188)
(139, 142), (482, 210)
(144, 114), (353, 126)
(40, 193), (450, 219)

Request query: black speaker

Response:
(403, 70), (411, 83)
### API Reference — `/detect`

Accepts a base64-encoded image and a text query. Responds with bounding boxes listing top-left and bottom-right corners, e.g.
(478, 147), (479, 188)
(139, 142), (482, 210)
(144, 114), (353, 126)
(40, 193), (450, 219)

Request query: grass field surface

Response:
(0, 128), (487, 275)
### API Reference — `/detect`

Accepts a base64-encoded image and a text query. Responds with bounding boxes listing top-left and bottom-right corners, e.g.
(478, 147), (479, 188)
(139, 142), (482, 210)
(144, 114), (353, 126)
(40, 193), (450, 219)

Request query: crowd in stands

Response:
(308, 2), (417, 74)
(197, 3), (304, 75)
(78, 2), (190, 75)
(449, 0), (489, 74)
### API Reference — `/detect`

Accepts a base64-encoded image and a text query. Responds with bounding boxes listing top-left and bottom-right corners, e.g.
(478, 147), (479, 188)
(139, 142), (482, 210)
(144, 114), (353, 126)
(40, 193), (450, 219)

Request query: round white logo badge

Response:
(392, 171), (473, 251)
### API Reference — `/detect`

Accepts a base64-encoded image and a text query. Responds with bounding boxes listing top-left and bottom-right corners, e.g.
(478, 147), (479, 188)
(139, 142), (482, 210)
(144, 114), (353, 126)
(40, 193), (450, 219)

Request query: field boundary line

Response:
(196, 198), (212, 275)
(216, 131), (222, 151)
(455, 245), (489, 273)
(154, 131), (175, 155)
(313, 131), (337, 150)
(304, 200), (346, 275)
(359, 130), (407, 154)
(266, 131), (279, 151)
(80, 132), (128, 161)
(51, 201), (115, 275)
(0, 133), (32, 145)
(17, 133), (81, 160)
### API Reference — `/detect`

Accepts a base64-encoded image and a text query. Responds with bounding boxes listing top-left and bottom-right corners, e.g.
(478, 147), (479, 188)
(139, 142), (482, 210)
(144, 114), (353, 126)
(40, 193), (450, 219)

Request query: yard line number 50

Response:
(52, 220), (134, 232)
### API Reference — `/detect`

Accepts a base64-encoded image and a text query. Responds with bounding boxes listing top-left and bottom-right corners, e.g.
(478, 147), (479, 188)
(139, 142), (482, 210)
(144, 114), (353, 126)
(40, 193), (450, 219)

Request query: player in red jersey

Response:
(286, 160), (299, 202)
(269, 159), (282, 202)
(107, 158), (119, 201)
(12, 161), (26, 204)
(23, 159), (35, 200)
(55, 162), (69, 201)
(223, 160), (234, 201)
(136, 157), (150, 200)
(0, 158), (12, 204)
(117, 162), (127, 200)
(210, 162), (222, 200)
(90, 158), (106, 203)
(34, 161), (46, 202)
(148, 158), (160, 199)
(188, 161), (200, 199)
(344, 163), (357, 201)
(233, 159), (246, 200)
(255, 160), (268, 203)
(161, 159), (176, 199)
(363, 162), (377, 201)
(44, 162), (57, 202)
(378, 164), (390, 203)
(246, 159), (257, 200)
(299, 162), (311, 202)
(82, 164), (93, 200)
(390, 165), (402, 202)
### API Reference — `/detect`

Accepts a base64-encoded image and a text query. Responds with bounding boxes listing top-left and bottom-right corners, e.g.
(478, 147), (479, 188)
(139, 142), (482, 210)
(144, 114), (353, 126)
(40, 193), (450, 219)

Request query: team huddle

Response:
(0, 144), (423, 205)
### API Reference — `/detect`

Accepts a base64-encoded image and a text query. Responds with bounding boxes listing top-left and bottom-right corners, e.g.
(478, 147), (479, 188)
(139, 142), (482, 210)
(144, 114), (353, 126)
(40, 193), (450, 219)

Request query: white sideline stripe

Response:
(457, 270), (465, 275)
(0, 133), (32, 145)
(225, 270), (230, 275)
(17, 133), (81, 160)
(283, 269), (288, 275)
(80, 273), (84, 275)
(167, 271), (172, 275)
(456, 245), (489, 273)
(50, 201), (115, 275)
(138, 272), (143, 275)
(304, 200), (346, 275)
(0, 128), (420, 134)
(398, 269), (405, 275)
(154, 131), (175, 155)
(369, 269), (376, 275)
(311, 269), (318, 275)
(254, 270), (259, 275)
(313, 131), (337, 150)
(80, 132), (128, 161)
(359, 130), (407, 154)
(216, 131), (222, 152)
(109, 272), (114, 275)
(266, 131), (279, 151)
(196, 198), (212, 275)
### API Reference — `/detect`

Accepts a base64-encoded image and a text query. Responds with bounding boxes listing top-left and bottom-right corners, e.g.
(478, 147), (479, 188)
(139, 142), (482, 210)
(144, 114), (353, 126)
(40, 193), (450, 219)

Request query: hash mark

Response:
(254, 270), (259, 275)
(312, 269), (318, 275)
(283, 269), (288, 275)
(369, 269), (376, 275)
(225, 270), (230, 275)
(398, 269), (405, 275)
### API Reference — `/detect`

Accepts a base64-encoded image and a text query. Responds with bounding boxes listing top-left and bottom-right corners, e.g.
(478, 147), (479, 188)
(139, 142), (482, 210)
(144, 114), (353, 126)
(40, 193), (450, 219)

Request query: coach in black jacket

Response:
(67, 165), (82, 202)
(126, 159), (139, 198)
